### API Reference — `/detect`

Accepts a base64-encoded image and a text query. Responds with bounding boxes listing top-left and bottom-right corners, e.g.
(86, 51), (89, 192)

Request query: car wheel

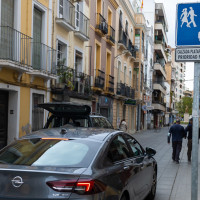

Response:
(146, 169), (157, 200)
(120, 194), (127, 200)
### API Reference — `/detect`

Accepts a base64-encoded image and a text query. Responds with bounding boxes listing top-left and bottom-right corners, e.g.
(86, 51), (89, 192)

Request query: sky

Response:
(154, 0), (200, 90)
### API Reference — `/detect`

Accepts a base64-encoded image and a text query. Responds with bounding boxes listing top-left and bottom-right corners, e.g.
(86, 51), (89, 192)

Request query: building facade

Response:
(0, 0), (57, 148)
(89, 0), (118, 123)
(50, 0), (91, 107)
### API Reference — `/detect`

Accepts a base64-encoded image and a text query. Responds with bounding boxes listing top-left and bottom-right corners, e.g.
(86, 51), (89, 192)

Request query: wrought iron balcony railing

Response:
(106, 75), (114, 93)
(107, 25), (115, 44)
(130, 88), (135, 99)
(0, 26), (32, 67)
(0, 26), (57, 74)
(58, 0), (75, 28)
(77, 11), (89, 38)
(56, 66), (91, 94)
(96, 13), (108, 34)
(32, 42), (57, 74)
(94, 69), (105, 89)
(118, 29), (128, 47)
(125, 85), (131, 97)
(117, 82), (126, 96)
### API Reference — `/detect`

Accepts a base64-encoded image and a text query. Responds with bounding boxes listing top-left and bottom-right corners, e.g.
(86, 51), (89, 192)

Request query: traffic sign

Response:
(175, 47), (200, 62)
(176, 3), (200, 46)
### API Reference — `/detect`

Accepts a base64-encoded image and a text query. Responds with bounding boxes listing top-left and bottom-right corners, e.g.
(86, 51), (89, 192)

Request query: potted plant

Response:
(56, 59), (74, 90)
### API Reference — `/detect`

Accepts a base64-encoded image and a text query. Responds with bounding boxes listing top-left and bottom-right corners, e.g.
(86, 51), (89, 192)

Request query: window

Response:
(57, 40), (67, 65)
(59, 0), (63, 18)
(135, 29), (140, 49)
(142, 31), (144, 53)
(0, 139), (101, 168)
(91, 117), (112, 128)
(117, 61), (121, 83)
(75, 50), (83, 73)
(124, 134), (144, 157)
(107, 135), (131, 163)
(95, 43), (101, 72)
(75, 3), (80, 28)
(32, 93), (44, 131)
(1, 0), (14, 26)
(124, 65), (127, 82)
(125, 20), (128, 35)
(129, 70), (132, 86)
(33, 8), (43, 69)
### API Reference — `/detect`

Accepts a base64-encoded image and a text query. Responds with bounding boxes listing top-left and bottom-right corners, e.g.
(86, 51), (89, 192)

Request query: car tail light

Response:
(46, 179), (106, 195)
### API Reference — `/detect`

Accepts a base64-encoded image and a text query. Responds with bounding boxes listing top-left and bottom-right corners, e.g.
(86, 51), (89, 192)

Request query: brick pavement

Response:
(133, 127), (200, 200)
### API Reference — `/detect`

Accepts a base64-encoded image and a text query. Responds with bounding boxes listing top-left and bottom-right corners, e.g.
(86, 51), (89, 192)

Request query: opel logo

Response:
(11, 176), (24, 188)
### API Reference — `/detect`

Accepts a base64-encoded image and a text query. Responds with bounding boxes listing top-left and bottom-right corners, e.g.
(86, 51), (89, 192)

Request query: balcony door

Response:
(1, 0), (14, 59)
(33, 7), (42, 70)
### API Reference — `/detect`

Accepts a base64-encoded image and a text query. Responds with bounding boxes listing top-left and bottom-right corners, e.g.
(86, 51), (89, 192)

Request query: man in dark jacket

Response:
(168, 119), (185, 164)
(184, 118), (200, 162)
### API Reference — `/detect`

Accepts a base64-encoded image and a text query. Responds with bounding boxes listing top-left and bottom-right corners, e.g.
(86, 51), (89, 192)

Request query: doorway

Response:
(0, 91), (8, 149)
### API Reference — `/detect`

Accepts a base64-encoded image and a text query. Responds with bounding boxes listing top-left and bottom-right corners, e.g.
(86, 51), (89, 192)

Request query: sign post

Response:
(192, 63), (199, 200)
(176, 3), (200, 200)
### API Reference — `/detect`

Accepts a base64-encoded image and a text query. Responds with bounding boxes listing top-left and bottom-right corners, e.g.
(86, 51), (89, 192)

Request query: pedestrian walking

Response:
(119, 119), (127, 132)
(168, 119), (185, 164)
(184, 118), (200, 162)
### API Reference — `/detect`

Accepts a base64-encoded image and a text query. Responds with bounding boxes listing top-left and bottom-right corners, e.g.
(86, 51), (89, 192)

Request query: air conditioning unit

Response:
(101, 21), (108, 34)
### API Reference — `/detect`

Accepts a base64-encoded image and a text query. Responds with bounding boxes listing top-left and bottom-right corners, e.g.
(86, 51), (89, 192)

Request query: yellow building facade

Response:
(50, 0), (91, 105)
(0, 0), (56, 148)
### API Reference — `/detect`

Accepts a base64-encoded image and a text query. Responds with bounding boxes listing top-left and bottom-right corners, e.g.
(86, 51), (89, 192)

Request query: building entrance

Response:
(0, 91), (8, 149)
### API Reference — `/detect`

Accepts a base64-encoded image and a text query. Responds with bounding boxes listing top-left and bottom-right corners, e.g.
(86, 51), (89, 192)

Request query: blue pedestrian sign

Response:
(176, 3), (200, 46)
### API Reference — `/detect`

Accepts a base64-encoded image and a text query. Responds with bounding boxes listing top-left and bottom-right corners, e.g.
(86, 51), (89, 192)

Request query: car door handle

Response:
(124, 166), (130, 170)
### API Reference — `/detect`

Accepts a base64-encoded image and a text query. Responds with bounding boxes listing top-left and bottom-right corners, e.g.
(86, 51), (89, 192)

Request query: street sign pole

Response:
(191, 62), (200, 200)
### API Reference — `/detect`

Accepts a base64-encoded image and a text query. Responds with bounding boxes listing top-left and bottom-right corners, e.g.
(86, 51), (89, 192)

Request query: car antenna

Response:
(60, 128), (67, 135)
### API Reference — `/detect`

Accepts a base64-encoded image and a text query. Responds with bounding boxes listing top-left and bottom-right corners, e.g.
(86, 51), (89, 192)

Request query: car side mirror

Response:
(146, 147), (156, 157)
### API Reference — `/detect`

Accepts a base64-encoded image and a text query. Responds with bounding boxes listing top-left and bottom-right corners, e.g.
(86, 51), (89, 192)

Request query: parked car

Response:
(38, 102), (113, 129)
(0, 128), (157, 200)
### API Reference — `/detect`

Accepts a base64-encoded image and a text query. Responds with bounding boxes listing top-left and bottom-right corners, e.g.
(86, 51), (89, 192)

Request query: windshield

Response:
(45, 115), (90, 128)
(0, 139), (101, 168)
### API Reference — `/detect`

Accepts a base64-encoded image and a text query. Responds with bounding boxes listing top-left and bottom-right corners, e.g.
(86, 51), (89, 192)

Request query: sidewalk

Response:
(133, 127), (200, 200)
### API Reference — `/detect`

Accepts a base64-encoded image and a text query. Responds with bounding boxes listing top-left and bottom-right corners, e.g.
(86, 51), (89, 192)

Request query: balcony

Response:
(155, 21), (168, 44)
(94, 69), (105, 90)
(117, 82), (126, 96)
(96, 13), (108, 36)
(130, 88), (135, 99)
(56, 0), (75, 31)
(153, 82), (166, 95)
(52, 66), (91, 98)
(0, 26), (32, 75)
(152, 100), (166, 112)
(154, 62), (166, 79)
(154, 40), (167, 62)
(125, 85), (131, 98)
(106, 75), (114, 93)
(31, 42), (57, 79)
(74, 12), (89, 41)
(118, 28), (128, 50)
(171, 73), (176, 81)
(0, 26), (56, 81)
(107, 25), (115, 46)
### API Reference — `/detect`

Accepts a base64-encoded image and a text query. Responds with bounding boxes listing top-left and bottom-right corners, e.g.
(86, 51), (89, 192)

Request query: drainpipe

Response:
(86, 45), (92, 85)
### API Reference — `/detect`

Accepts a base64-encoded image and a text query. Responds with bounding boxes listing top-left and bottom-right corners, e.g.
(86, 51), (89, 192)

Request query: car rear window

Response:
(0, 138), (101, 168)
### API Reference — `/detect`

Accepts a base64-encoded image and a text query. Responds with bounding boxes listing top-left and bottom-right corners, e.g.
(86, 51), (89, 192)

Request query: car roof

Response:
(21, 127), (120, 142)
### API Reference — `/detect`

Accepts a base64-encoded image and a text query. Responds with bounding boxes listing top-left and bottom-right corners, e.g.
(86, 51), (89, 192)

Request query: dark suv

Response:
(38, 102), (113, 129)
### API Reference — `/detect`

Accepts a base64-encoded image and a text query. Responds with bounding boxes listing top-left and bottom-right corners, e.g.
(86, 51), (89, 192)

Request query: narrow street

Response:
(133, 127), (200, 200)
